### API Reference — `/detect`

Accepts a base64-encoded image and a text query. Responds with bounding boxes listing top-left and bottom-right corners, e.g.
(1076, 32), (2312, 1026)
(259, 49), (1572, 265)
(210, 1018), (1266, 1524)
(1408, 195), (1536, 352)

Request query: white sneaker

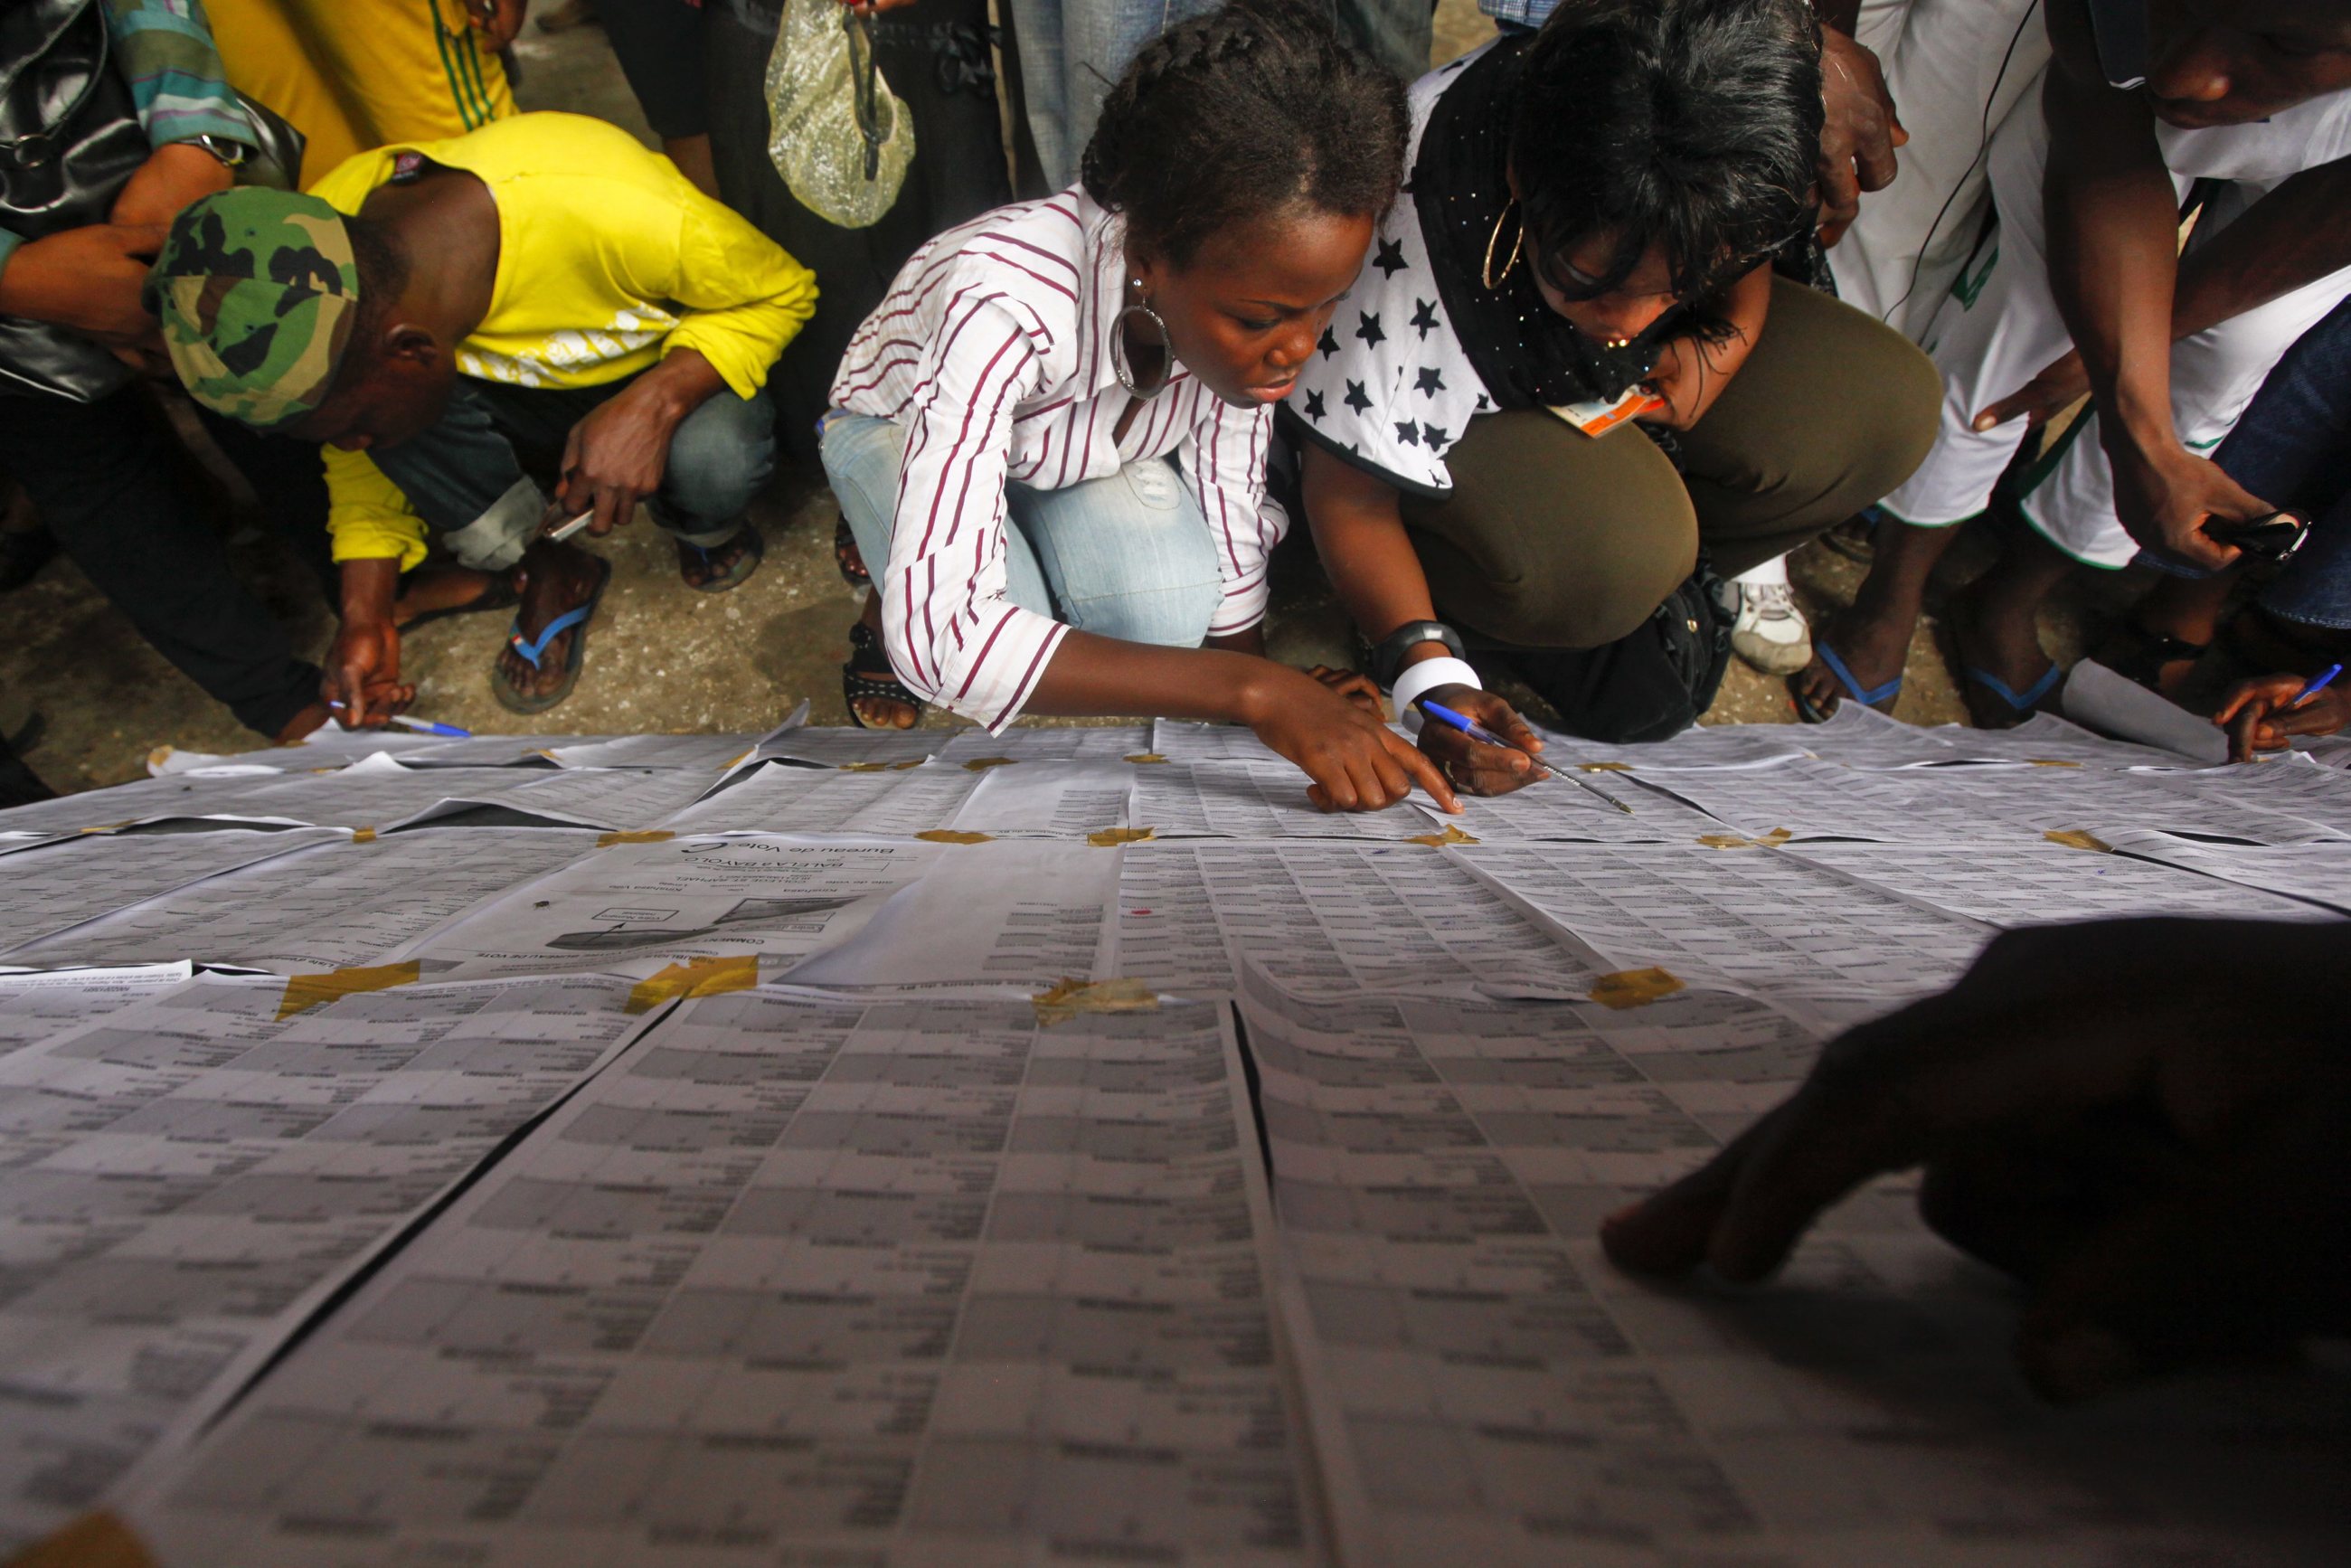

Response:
(1731, 580), (1812, 675)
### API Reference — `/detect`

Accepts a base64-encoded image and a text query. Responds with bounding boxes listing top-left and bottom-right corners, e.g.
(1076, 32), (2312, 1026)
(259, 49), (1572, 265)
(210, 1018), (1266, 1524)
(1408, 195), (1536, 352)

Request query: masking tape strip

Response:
(2044, 828), (2112, 852)
(279, 960), (420, 1021)
(1406, 824), (1480, 845)
(5, 1511), (158, 1568)
(917, 829), (994, 844)
(351, 827), (377, 844)
(962, 757), (1018, 772)
(1696, 827), (1791, 849)
(1032, 977), (1158, 1025)
(2027, 759), (2083, 768)
(1088, 827), (1156, 846)
(599, 830), (675, 848)
(625, 954), (760, 1015)
(1579, 761), (1633, 772)
(1123, 752), (1169, 764)
(1590, 967), (1686, 1009)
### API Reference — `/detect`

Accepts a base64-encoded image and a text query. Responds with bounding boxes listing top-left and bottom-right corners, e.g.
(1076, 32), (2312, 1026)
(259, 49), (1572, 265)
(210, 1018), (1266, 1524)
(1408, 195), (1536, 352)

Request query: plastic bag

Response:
(765, 0), (914, 230)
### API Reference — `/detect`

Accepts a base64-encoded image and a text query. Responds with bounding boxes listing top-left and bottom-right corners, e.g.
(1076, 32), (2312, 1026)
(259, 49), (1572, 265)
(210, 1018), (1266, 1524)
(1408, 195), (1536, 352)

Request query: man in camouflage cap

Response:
(146, 188), (363, 432)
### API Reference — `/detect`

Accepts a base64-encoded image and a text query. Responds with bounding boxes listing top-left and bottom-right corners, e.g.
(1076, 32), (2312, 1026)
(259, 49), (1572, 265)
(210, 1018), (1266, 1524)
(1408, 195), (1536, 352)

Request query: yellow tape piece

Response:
(2044, 828), (2112, 853)
(1406, 824), (1481, 846)
(2027, 759), (2084, 768)
(1590, 967), (1686, 1010)
(962, 756), (1018, 772)
(78, 821), (136, 835)
(723, 751), (752, 771)
(890, 758), (926, 770)
(1124, 752), (1170, 764)
(1088, 827), (1157, 846)
(146, 747), (175, 771)
(917, 829), (995, 844)
(1579, 761), (1633, 772)
(1033, 977), (1158, 1025)
(625, 955), (760, 1015)
(5, 1511), (157, 1568)
(1696, 827), (1791, 849)
(351, 827), (377, 844)
(598, 830), (675, 848)
(278, 960), (420, 1021)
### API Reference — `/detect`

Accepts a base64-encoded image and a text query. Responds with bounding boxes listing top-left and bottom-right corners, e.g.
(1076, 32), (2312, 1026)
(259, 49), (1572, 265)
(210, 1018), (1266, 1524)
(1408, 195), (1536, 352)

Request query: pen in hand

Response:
(326, 702), (472, 739)
(2288, 662), (2342, 711)
(1418, 699), (1636, 815)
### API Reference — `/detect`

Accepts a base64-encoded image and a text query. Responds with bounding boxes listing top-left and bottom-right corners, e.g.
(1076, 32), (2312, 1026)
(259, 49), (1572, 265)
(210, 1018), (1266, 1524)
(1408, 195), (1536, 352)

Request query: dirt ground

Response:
(1, 0), (2122, 793)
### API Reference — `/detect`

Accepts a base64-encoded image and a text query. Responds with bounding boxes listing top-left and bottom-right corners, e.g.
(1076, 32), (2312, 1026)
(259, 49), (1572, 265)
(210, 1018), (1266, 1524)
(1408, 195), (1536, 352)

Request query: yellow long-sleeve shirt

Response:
(311, 112), (817, 567)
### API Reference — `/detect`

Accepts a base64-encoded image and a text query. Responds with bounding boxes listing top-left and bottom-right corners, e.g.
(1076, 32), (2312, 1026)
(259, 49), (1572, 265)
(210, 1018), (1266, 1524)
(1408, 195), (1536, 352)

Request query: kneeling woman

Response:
(824, 4), (1458, 813)
(1295, 0), (1942, 755)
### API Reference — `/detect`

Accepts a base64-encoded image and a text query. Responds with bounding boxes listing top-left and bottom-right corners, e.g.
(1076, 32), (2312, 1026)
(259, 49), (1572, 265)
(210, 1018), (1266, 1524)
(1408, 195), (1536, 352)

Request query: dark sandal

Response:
(680, 525), (762, 594)
(394, 565), (521, 633)
(842, 618), (923, 729)
(835, 518), (872, 589)
(1792, 638), (1903, 723)
(491, 556), (612, 714)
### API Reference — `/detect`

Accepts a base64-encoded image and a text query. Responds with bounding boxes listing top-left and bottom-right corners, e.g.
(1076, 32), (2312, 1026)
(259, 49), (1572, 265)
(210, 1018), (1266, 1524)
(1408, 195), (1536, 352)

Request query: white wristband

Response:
(1390, 656), (1481, 723)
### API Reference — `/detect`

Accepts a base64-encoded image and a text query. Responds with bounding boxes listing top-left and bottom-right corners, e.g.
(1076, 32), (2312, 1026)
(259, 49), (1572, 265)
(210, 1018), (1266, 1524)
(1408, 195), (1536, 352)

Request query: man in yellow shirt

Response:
(147, 112), (818, 717)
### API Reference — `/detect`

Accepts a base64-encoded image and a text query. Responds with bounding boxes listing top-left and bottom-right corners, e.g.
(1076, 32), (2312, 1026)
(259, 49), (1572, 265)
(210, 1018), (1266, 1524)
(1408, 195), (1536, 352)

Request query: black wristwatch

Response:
(1369, 619), (1465, 690)
(183, 134), (250, 170)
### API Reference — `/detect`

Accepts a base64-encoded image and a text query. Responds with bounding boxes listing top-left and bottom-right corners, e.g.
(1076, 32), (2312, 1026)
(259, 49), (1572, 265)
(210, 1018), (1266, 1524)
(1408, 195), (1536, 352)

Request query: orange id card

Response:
(1552, 386), (1666, 437)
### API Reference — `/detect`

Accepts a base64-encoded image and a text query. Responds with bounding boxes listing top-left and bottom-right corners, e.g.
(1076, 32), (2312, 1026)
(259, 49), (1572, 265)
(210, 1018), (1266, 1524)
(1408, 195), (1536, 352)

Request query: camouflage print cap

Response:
(146, 189), (362, 430)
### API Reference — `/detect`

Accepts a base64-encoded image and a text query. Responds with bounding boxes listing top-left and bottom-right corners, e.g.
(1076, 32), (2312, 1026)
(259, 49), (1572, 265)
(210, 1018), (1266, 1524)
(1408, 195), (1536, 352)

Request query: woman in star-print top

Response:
(1289, 0), (1942, 769)
(823, 2), (1472, 816)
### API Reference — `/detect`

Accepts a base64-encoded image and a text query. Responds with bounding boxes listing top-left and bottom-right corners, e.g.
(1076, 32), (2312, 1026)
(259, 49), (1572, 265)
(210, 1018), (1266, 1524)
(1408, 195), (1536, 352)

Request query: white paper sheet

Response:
(0, 970), (657, 1554)
(1109, 843), (1600, 1001)
(0, 829), (344, 956)
(5, 830), (603, 974)
(1238, 974), (2349, 1568)
(0, 964), (194, 1058)
(1784, 840), (2335, 928)
(130, 993), (1310, 1568)
(395, 835), (946, 981)
(1132, 761), (1441, 840)
(657, 760), (984, 836)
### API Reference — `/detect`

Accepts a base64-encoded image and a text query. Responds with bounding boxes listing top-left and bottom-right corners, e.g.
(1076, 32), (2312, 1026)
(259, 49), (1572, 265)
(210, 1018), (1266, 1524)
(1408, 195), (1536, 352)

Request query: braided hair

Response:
(1081, 1), (1408, 268)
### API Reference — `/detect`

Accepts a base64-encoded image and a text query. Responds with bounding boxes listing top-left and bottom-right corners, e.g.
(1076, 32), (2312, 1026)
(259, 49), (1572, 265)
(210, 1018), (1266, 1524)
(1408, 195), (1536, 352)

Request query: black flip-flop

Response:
(842, 618), (923, 729)
(681, 525), (762, 595)
(491, 556), (612, 714)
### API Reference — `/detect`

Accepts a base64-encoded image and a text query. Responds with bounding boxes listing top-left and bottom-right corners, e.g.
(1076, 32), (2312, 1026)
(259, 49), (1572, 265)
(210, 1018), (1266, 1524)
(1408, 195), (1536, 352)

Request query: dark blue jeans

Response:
(366, 373), (774, 573)
(2215, 292), (2351, 629)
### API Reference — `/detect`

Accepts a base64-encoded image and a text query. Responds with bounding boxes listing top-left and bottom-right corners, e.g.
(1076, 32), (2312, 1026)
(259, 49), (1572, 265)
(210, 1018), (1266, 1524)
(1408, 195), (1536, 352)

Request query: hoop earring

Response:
(1482, 202), (1523, 290)
(1114, 280), (1173, 400)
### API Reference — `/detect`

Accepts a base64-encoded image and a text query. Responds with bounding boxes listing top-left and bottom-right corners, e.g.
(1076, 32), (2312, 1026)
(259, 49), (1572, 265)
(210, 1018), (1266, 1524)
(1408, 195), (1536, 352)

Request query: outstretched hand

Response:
(1415, 685), (1545, 797)
(1242, 665), (1459, 815)
(1815, 25), (1906, 249)
(1600, 918), (2351, 1402)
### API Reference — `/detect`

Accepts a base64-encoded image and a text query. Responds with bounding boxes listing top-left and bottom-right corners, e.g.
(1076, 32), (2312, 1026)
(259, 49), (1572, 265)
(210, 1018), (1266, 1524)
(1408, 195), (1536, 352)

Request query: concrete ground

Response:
(1, 0), (2122, 793)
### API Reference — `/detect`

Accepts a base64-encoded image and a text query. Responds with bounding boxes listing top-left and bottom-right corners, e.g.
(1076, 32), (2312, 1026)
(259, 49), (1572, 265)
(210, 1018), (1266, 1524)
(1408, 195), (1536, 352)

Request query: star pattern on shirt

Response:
(1423, 423), (1449, 452)
(1302, 389), (1327, 422)
(1414, 366), (1445, 398)
(1344, 379), (1372, 415)
(1355, 311), (1384, 349)
(1395, 420), (1421, 447)
(1474, 392), (1492, 412)
(1317, 326), (1340, 359)
(1373, 238), (1407, 279)
(1410, 298), (1440, 340)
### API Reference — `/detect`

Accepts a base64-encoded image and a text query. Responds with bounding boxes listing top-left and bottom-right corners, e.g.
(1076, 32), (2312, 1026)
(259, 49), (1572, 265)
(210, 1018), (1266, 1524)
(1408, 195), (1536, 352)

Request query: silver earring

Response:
(1114, 279), (1172, 400)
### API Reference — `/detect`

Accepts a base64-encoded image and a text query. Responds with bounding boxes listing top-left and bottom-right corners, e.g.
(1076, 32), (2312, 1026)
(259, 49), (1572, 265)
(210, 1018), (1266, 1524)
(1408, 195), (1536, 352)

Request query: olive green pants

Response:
(1400, 277), (1942, 649)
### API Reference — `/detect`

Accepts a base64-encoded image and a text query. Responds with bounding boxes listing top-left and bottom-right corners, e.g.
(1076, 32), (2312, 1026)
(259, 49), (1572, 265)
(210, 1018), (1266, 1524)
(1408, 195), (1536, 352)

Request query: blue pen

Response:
(2289, 663), (2343, 711)
(327, 702), (472, 738)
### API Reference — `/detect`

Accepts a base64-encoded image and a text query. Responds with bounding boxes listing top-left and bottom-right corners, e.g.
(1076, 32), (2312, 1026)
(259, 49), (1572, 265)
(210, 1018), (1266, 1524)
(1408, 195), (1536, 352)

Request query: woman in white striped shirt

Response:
(821, 1), (1468, 815)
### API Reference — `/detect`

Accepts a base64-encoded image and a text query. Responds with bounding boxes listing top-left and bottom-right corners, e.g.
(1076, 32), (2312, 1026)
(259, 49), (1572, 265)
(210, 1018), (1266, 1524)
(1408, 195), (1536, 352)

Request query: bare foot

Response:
(392, 564), (510, 630)
(1789, 604), (1912, 720)
(496, 542), (606, 705)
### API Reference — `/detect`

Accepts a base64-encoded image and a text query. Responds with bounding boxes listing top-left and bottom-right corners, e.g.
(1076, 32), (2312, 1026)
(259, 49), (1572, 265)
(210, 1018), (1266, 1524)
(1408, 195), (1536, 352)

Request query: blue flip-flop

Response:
(491, 556), (611, 714)
(1794, 639), (1903, 723)
(1961, 661), (2063, 727)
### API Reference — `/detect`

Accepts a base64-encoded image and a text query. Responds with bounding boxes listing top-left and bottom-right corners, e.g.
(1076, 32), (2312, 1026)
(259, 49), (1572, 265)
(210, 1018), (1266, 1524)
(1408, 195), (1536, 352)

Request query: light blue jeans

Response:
(820, 411), (1223, 647)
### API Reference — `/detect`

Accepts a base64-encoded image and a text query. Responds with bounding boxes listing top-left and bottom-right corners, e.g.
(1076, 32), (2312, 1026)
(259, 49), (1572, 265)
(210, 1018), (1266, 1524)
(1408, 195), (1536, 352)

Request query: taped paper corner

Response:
(626, 955), (760, 1015)
(1407, 824), (1480, 846)
(1590, 967), (1685, 1009)
(1089, 827), (1156, 846)
(1032, 977), (1157, 1025)
(279, 960), (421, 1020)
(599, 830), (675, 848)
